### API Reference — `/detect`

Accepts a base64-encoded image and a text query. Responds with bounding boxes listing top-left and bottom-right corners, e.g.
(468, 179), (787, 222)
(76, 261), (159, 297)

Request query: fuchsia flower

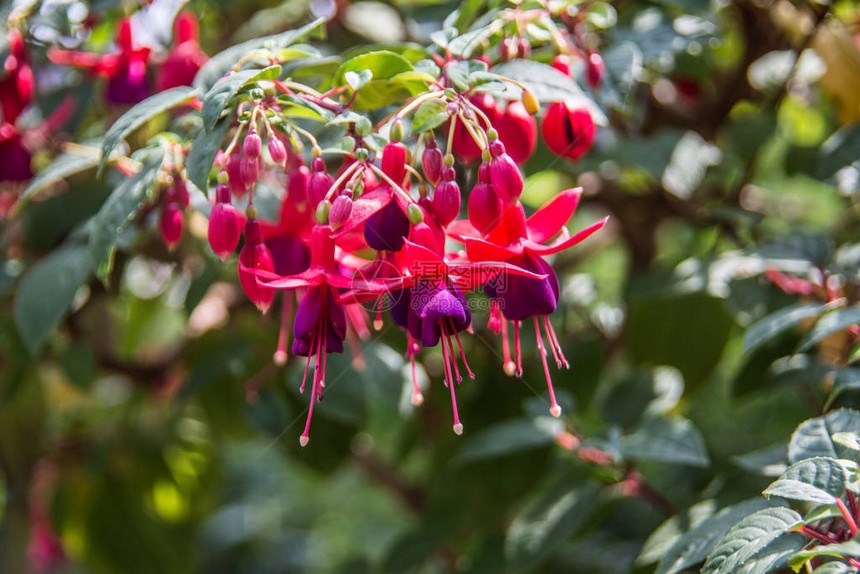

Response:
(0, 123), (33, 182)
(49, 17), (152, 105)
(156, 11), (208, 91)
(459, 189), (607, 417)
(0, 29), (34, 124)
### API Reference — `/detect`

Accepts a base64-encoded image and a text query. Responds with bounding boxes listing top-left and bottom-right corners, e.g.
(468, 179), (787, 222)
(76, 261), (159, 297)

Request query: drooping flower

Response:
(0, 29), (34, 124)
(156, 11), (208, 91)
(49, 17), (152, 105)
(496, 101), (537, 165)
(541, 102), (595, 162)
(0, 123), (32, 182)
(461, 189), (607, 417)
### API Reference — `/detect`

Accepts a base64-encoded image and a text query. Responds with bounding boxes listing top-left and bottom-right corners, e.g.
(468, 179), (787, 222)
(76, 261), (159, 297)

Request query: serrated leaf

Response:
(637, 500), (716, 566)
(13, 245), (94, 353)
(89, 149), (165, 284)
(789, 540), (860, 571)
(619, 416), (710, 467)
(789, 409), (860, 464)
(186, 117), (231, 193)
(805, 561), (859, 574)
(447, 25), (494, 58)
(193, 18), (325, 92)
(744, 303), (828, 354)
(732, 444), (788, 477)
(201, 65), (281, 134)
(445, 59), (486, 91)
(701, 507), (804, 574)
(453, 417), (563, 464)
(335, 51), (418, 110)
(505, 484), (601, 571)
(798, 307), (860, 351)
(803, 503), (844, 525)
(655, 498), (779, 574)
(19, 149), (100, 206)
(99, 87), (197, 175)
(276, 94), (333, 121)
(491, 60), (607, 125)
(764, 457), (847, 504)
(412, 98), (448, 133)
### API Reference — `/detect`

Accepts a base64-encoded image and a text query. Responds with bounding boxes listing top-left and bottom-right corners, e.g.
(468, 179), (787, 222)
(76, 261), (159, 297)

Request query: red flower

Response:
(0, 29), (34, 124)
(49, 18), (152, 105)
(541, 102), (595, 162)
(157, 11), (208, 91)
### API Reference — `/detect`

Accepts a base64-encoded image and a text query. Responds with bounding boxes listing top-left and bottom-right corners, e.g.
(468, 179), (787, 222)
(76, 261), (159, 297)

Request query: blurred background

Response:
(3, 0), (860, 572)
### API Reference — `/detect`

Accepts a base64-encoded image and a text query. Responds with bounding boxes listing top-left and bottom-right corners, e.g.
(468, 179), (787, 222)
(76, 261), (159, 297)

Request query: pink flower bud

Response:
(268, 137), (287, 165)
(541, 102), (595, 162)
(433, 167), (460, 226)
(309, 157), (334, 208)
(516, 37), (531, 59)
(551, 54), (572, 76)
(243, 129), (262, 159)
(238, 219), (275, 313)
(240, 157), (259, 188)
(586, 52), (605, 89)
(287, 164), (311, 205)
(226, 151), (246, 196)
(381, 141), (408, 186)
(174, 178), (190, 207)
(208, 184), (242, 260)
(497, 101), (537, 165)
(329, 195), (353, 231)
(159, 202), (183, 249)
(488, 140), (523, 203)
(468, 163), (502, 235)
(422, 140), (443, 185)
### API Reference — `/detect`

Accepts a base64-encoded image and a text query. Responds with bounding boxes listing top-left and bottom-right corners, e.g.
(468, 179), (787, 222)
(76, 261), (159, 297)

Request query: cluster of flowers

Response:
(204, 78), (606, 445)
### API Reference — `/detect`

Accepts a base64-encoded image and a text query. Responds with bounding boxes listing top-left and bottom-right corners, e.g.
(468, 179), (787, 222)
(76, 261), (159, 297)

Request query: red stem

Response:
(801, 525), (835, 545)
(836, 498), (859, 537)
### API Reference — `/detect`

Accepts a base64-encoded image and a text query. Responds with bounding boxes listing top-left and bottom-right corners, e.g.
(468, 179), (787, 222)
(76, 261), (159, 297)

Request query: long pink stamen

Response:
(273, 294), (294, 366)
(443, 322), (463, 383)
(441, 333), (463, 435)
(541, 315), (562, 368)
(543, 315), (569, 369)
(300, 355), (312, 394)
(501, 317), (515, 376)
(410, 352), (423, 406)
(514, 320), (523, 377)
(488, 301), (501, 334)
(535, 317), (562, 417)
(450, 319), (475, 380)
(300, 329), (324, 447)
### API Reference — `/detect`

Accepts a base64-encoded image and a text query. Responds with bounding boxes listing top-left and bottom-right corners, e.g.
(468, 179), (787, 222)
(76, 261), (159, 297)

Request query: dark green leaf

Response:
(788, 409), (860, 464)
(764, 457), (847, 504)
(655, 498), (779, 574)
(186, 118), (230, 193)
(701, 507), (805, 574)
(744, 303), (828, 354)
(798, 307), (860, 351)
(619, 416), (710, 467)
(13, 245), (93, 353)
(19, 149), (100, 205)
(453, 417), (562, 464)
(88, 149), (165, 284)
(99, 87), (197, 175)
(817, 123), (860, 179)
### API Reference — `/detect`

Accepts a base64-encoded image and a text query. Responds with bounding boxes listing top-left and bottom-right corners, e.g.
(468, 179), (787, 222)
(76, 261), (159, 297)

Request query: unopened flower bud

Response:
(521, 90), (540, 115)
(390, 120), (404, 142)
(541, 102), (595, 162)
(309, 157), (334, 208)
(244, 129), (262, 158)
(488, 140), (523, 203)
(316, 199), (331, 224)
(208, 184), (242, 260)
(468, 164), (503, 235)
(586, 52), (605, 89)
(240, 157), (259, 188)
(329, 195), (353, 230)
(407, 202), (424, 225)
(551, 54), (572, 76)
(382, 141), (408, 186)
(422, 140), (443, 185)
(268, 137), (287, 165)
(159, 203), (183, 249)
(238, 218), (275, 313)
(433, 178), (460, 226)
(174, 179), (190, 207)
(354, 147), (369, 162)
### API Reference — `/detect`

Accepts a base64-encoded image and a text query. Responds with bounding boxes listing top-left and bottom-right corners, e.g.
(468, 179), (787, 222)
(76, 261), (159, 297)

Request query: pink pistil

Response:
(450, 319), (475, 380)
(542, 315), (569, 369)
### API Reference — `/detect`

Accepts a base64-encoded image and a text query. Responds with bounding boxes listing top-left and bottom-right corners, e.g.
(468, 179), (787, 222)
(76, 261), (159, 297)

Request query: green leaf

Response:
(13, 245), (94, 353)
(587, 2), (617, 28)
(88, 149), (165, 284)
(186, 117), (231, 193)
(335, 51), (420, 110)
(445, 59), (487, 91)
(19, 149), (100, 205)
(803, 561), (859, 574)
(789, 409), (860, 463)
(701, 507), (805, 574)
(505, 484), (601, 571)
(798, 307), (860, 351)
(447, 25), (494, 58)
(655, 498), (779, 574)
(193, 18), (325, 92)
(453, 417), (563, 464)
(619, 416), (710, 467)
(344, 69), (372, 91)
(412, 98), (448, 133)
(491, 60), (607, 125)
(201, 65), (281, 134)
(99, 87), (197, 175)
(637, 500), (716, 566)
(817, 123), (860, 179)
(275, 94), (333, 121)
(744, 303), (828, 354)
(764, 457), (847, 505)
